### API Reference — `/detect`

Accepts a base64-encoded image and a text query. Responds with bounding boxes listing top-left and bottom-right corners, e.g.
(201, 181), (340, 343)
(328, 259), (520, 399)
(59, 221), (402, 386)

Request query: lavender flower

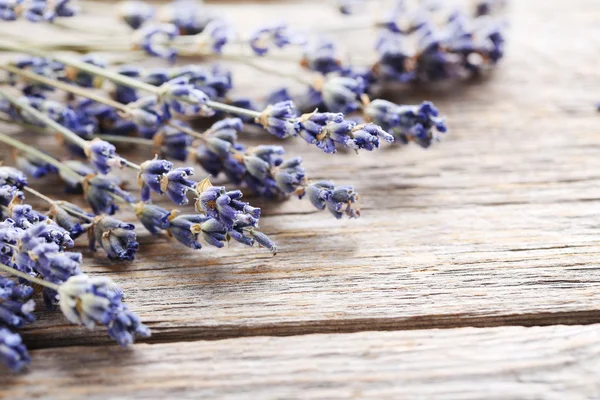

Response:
(273, 157), (306, 195)
(138, 157), (173, 201)
(160, 167), (196, 205)
(375, 31), (416, 82)
(195, 186), (260, 229)
(58, 274), (150, 346)
(59, 160), (94, 194)
(0, 276), (35, 329)
(365, 100), (447, 147)
(118, 0), (154, 29)
(307, 181), (359, 219)
(0, 220), (20, 265)
(18, 218), (73, 248)
(249, 23), (304, 56)
(167, 213), (211, 249)
(64, 55), (107, 88)
(249, 229), (277, 254)
(85, 138), (122, 174)
(9, 203), (46, 229)
(294, 112), (392, 153)
(154, 122), (193, 161)
(196, 19), (232, 53)
(0, 328), (30, 372)
(320, 76), (366, 114)
(256, 101), (297, 138)
(14, 153), (58, 178)
(0, 167), (27, 189)
(301, 39), (341, 75)
(133, 24), (179, 62)
(134, 203), (171, 235)
(0, 185), (23, 207)
(161, 79), (212, 116)
(49, 202), (91, 239)
(90, 216), (139, 261)
(108, 305), (151, 347)
(158, 0), (215, 35)
(114, 66), (142, 104)
(84, 175), (136, 215)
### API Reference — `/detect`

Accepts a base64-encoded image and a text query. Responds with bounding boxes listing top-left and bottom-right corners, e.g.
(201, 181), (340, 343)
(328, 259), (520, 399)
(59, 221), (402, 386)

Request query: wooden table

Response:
(1, 0), (600, 398)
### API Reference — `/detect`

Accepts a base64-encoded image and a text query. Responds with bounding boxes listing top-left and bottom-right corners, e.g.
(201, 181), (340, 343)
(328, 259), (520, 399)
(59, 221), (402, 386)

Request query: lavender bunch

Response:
(0, 166), (150, 367)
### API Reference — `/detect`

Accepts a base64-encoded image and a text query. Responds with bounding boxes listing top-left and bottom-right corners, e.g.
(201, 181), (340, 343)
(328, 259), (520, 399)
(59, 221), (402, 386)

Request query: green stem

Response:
(0, 263), (60, 291)
(0, 64), (129, 113)
(0, 88), (89, 150)
(22, 185), (56, 206)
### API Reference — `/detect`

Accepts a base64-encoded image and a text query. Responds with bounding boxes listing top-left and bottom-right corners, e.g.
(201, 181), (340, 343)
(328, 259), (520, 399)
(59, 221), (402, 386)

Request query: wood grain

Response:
(3, 324), (600, 399)
(1, 0), (600, 351)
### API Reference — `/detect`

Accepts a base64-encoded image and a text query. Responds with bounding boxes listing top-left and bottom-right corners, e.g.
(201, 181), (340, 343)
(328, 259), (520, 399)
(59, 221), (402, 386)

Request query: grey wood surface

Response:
(1, 0), (600, 397)
(3, 325), (600, 399)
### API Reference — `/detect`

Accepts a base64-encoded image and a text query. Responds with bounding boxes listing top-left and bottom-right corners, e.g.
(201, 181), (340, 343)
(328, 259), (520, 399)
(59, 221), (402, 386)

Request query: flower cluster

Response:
(0, 165), (149, 371)
(0, 0), (76, 22)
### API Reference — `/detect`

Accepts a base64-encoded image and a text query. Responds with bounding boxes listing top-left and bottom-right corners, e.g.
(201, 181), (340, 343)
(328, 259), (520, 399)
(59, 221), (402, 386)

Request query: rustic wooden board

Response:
(3, 0), (600, 348)
(3, 324), (600, 399)
(0, 0), (600, 394)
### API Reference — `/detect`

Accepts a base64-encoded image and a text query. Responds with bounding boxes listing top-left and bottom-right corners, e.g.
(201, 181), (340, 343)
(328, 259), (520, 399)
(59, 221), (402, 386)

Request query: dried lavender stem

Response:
(0, 88), (89, 150)
(0, 132), (82, 182)
(0, 132), (135, 207)
(0, 64), (130, 114)
(22, 186), (95, 222)
(3, 62), (211, 143)
(0, 263), (60, 291)
(0, 43), (266, 120)
(22, 186), (57, 206)
(224, 55), (314, 86)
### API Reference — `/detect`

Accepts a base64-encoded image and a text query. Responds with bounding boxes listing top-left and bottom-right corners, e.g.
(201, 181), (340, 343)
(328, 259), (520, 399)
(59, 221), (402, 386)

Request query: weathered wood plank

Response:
(2, 324), (600, 399)
(2, 0), (600, 350)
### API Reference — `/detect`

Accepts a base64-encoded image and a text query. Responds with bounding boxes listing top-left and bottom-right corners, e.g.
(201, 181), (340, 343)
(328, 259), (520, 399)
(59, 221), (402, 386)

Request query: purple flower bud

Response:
(160, 167), (196, 205)
(249, 230), (277, 254)
(58, 274), (150, 345)
(85, 138), (122, 175)
(0, 185), (23, 207)
(14, 154), (58, 179)
(321, 76), (366, 114)
(108, 305), (151, 347)
(118, 0), (154, 29)
(307, 181), (359, 219)
(0, 328), (30, 372)
(134, 203), (171, 235)
(196, 186), (260, 229)
(196, 19), (232, 54)
(162, 80), (212, 116)
(365, 100), (447, 147)
(167, 213), (211, 249)
(49, 202), (91, 239)
(256, 101), (298, 138)
(138, 157), (173, 201)
(133, 23), (179, 63)
(85, 175), (136, 215)
(0, 166), (27, 189)
(302, 39), (341, 75)
(274, 157), (306, 195)
(91, 216), (139, 261)
(249, 23), (305, 56)
(9, 204), (47, 229)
